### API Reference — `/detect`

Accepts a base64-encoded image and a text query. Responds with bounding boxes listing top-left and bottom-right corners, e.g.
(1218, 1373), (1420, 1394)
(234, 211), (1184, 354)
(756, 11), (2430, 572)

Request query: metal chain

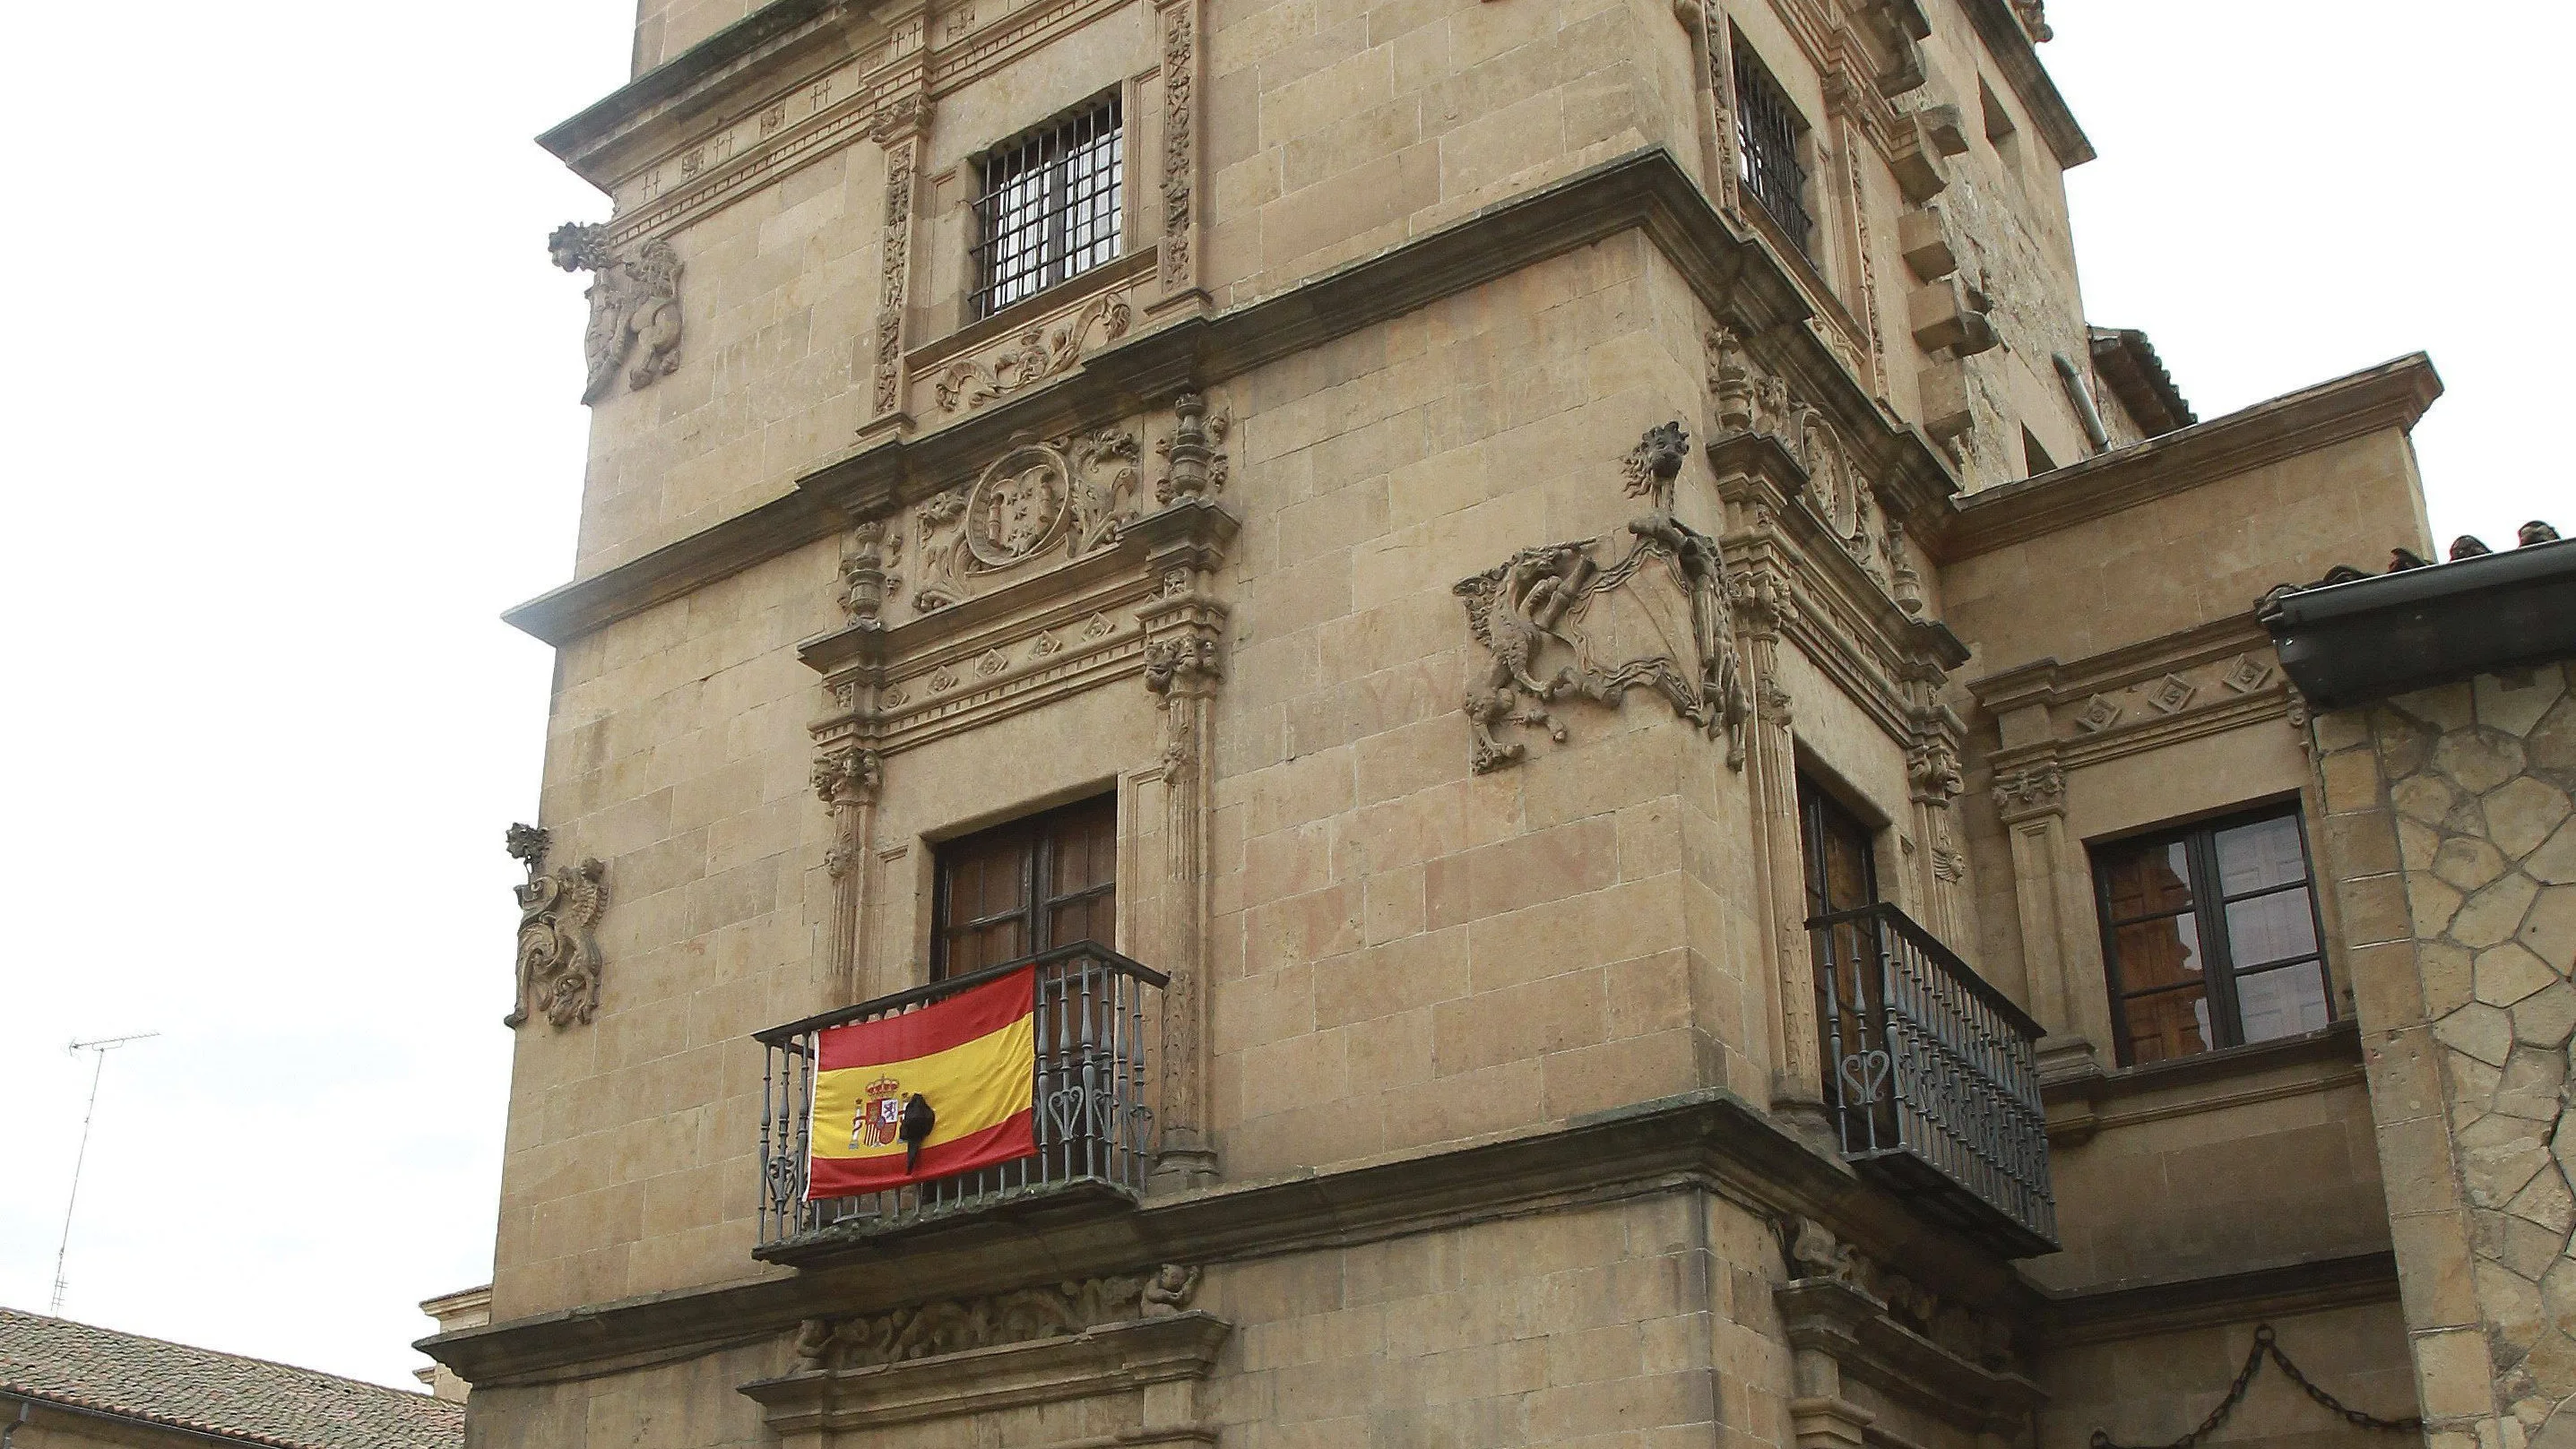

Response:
(2089, 1326), (2423, 1449)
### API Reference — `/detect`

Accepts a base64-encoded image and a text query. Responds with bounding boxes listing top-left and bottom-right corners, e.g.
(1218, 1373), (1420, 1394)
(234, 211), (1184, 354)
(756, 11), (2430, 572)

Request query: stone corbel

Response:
(864, 73), (934, 441)
(1131, 392), (1238, 1189)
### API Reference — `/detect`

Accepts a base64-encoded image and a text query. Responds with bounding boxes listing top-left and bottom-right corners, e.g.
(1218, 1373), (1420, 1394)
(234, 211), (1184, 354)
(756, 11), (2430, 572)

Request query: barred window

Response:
(970, 96), (1123, 320)
(1731, 39), (1812, 258)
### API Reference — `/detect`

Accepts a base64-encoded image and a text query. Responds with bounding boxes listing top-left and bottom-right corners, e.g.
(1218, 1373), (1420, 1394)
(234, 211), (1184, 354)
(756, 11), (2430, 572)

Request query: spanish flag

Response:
(808, 967), (1038, 1196)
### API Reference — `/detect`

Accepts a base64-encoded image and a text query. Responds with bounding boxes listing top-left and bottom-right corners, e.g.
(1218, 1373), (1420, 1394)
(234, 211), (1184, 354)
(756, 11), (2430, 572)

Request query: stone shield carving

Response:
(549, 222), (684, 405)
(790, 1265), (1201, 1371)
(503, 823), (607, 1030)
(1456, 424), (1750, 773)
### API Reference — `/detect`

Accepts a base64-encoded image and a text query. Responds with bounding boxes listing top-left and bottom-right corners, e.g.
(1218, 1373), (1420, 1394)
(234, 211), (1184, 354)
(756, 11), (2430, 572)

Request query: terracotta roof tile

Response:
(0, 1308), (461, 1449)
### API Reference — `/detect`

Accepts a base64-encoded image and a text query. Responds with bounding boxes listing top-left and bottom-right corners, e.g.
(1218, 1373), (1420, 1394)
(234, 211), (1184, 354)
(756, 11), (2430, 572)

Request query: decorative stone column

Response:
(1131, 392), (1236, 1188)
(863, 52), (932, 442)
(1905, 703), (1968, 944)
(811, 744), (881, 1006)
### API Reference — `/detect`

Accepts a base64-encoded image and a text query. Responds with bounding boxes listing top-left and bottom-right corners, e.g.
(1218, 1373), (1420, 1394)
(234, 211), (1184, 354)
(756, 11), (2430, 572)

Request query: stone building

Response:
(420, 0), (2501, 1444)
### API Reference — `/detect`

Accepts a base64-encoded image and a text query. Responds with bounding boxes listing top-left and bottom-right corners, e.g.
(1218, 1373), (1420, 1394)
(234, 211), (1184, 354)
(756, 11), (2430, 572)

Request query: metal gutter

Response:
(2259, 538), (2576, 710)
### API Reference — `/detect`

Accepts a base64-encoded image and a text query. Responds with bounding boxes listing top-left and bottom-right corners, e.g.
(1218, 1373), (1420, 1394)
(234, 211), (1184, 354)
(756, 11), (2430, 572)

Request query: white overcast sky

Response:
(0, 1), (2562, 1393)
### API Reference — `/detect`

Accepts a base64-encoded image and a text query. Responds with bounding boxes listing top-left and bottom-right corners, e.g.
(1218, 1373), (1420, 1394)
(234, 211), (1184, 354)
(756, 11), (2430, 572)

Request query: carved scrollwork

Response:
(1159, 4), (1196, 288)
(934, 295), (1132, 413)
(549, 223), (684, 405)
(1456, 424), (1750, 773)
(906, 427), (1145, 615)
(503, 824), (608, 1030)
(790, 1267), (1200, 1372)
(1706, 326), (1898, 588)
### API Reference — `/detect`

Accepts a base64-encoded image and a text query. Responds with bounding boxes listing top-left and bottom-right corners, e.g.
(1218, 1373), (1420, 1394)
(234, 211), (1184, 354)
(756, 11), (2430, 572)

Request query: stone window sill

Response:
(2041, 1020), (2363, 1146)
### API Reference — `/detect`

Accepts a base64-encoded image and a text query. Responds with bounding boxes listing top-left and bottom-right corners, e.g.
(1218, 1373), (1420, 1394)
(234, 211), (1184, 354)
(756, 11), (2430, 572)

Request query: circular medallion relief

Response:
(964, 444), (1071, 569)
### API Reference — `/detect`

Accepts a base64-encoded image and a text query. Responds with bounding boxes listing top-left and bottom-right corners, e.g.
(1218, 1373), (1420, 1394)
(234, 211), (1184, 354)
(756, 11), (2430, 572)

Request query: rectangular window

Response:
(970, 95), (1124, 320)
(933, 795), (1118, 979)
(2093, 805), (2333, 1065)
(1732, 38), (1813, 258)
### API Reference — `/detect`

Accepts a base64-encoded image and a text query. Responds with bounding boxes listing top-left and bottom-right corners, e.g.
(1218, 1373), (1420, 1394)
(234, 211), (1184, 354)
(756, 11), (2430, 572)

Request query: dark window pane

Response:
(2225, 888), (2319, 969)
(2101, 842), (2193, 921)
(2215, 815), (2307, 896)
(2235, 962), (2332, 1043)
(2113, 912), (2202, 992)
(2123, 984), (2212, 1064)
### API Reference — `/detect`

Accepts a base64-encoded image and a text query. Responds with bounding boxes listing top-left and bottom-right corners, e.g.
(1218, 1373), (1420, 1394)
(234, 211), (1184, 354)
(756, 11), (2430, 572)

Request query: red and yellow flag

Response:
(808, 967), (1037, 1197)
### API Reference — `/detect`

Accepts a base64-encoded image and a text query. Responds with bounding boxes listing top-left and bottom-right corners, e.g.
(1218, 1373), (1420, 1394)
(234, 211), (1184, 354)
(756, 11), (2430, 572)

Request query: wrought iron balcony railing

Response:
(1809, 902), (2057, 1255)
(753, 942), (1164, 1255)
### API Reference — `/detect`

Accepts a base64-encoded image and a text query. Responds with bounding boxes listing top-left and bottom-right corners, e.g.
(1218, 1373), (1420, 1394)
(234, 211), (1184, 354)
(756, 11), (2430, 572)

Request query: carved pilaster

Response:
(1988, 759), (2097, 1046)
(1906, 705), (1967, 944)
(1129, 410), (1238, 1188)
(1151, 0), (1207, 312)
(866, 77), (933, 436)
(813, 745), (882, 1004)
(1730, 560), (1826, 1132)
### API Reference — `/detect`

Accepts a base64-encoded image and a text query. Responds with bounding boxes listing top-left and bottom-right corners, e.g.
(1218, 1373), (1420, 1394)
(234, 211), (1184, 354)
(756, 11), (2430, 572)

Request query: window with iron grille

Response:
(2092, 804), (2333, 1066)
(970, 96), (1123, 320)
(1731, 39), (1813, 257)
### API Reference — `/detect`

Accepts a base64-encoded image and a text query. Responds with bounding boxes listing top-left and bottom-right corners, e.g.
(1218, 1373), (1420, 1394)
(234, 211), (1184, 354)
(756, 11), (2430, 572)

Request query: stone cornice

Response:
(2042, 1249), (2398, 1347)
(1925, 353), (2442, 562)
(506, 146), (1872, 647)
(540, 0), (859, 187)
(1955, 0), (2092, 168)
(419, 1090), (2035, 1389)
(740, 1313), (1231, 1433)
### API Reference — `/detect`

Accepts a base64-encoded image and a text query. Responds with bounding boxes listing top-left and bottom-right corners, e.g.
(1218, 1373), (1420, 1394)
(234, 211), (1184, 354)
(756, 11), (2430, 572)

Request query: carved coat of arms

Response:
(549, 222), (685, 404)
(1455, 423), (1750, 773)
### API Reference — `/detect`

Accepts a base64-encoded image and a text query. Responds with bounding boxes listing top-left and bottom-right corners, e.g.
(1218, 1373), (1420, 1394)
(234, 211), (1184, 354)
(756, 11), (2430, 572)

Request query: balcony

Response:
(1809, 903), (2058, 1255)
(753, 943), (1165, 1258)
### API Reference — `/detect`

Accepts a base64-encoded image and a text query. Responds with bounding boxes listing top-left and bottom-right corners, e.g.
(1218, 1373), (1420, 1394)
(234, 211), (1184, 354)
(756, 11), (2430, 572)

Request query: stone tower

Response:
(427, 0), (2485, 1444)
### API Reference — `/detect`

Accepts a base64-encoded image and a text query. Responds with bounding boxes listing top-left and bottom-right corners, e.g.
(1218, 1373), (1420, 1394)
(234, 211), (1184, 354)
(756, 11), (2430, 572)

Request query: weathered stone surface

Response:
(2494, 1039), (2571, 1119)
(2459, 875), (2546, 951)
(2459, 1111), (2554, 1209)
(2488, 780), (2574, 862)
(2444, 1004), (2522, 1069)
(2444, 837), (2516, 893)
(2477, 670), (2568, 740)
(2503, 1165), (2575, 1238)
(2427, 940), (2484, 1019)
(2513, 988), (2576, 1048)
(2400, 774), (2467, 826)
(2439, 733), (2532, 797)
(2482, 947), (2563, 1011)
(2528, 824), (2576, 888)
(2521, 886), (2576, 970)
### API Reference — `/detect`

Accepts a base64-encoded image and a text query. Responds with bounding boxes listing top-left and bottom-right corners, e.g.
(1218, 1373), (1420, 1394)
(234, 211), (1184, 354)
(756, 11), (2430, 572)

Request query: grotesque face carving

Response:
(1638, 420), (1690, 483)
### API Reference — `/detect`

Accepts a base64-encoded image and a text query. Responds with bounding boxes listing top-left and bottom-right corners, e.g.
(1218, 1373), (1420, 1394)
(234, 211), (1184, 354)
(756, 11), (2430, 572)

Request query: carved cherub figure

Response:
(1139, 1264), (1201, 1317)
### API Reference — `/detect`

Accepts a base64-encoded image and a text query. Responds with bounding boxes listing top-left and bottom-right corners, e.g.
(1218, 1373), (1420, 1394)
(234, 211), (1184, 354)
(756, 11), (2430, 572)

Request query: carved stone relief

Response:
(1706, 328), (1898, 591)
(790, 1265), (1200, 1371)
(548, 223), (683, 405)
(932, 293), (1132, 412)
(503, 824), (607, 1030)
(1455, 423), (1750, 773)
(1158, 2), (1197, 289)
(1776, 1217), (2017, 1371)
(907, 427), (1144, 613)
(1991, 763), (2065, 822)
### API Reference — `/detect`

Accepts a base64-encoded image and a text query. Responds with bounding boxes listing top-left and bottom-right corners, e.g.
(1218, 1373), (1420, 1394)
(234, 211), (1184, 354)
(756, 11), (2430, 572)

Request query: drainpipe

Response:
(2053, 351), (2111, 453)
(4, 1396), (32, 1449)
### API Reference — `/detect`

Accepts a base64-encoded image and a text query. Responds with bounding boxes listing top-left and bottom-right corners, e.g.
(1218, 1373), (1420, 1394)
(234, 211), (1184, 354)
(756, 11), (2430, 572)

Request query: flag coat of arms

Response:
(807, 967), (1038, 1196)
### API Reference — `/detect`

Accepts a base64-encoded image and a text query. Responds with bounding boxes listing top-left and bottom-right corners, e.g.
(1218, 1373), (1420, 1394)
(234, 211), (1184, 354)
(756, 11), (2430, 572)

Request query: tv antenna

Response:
(51, 1032), (157, 1315)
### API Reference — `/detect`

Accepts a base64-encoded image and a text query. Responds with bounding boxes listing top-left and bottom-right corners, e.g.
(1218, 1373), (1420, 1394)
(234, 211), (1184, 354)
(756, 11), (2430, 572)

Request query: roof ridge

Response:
(0, 1307), (460, 1408)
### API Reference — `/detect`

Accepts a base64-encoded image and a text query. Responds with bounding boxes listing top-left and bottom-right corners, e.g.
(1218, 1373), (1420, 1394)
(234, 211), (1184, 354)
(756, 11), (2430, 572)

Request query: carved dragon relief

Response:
(1456, 423), (1751, 774)
(1705, 327), (1919, 609)
(503, 824), (607, 1030)
(549, 223), (684, 404)
(790, 1265), (1202, 1371)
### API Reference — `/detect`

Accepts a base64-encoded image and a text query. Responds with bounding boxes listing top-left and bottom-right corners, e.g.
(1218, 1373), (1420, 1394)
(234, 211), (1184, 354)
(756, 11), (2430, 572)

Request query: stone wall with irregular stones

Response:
(2319, 661), (2576, 1447)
